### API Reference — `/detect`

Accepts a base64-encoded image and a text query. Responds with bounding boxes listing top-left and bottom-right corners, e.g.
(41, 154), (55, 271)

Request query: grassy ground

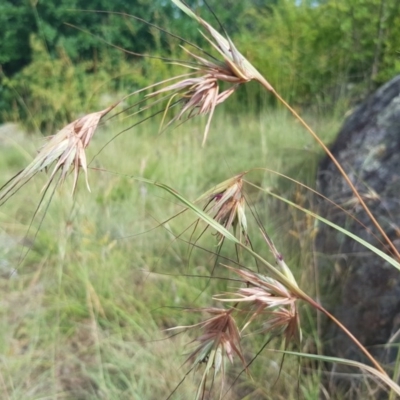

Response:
(0, 109), (340, 399)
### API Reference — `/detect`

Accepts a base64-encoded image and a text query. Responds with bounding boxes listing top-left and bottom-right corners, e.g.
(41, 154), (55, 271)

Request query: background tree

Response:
(0, 0), (399, 126)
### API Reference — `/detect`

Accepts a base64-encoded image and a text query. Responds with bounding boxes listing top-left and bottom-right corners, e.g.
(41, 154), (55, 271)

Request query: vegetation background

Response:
(0, 0), (399, 398)
(2, 0), (400, 129)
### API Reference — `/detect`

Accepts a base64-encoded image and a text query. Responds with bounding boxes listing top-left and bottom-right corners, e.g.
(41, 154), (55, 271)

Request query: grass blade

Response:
(264, 188), (400, 272)
(275, 350), (400, 396)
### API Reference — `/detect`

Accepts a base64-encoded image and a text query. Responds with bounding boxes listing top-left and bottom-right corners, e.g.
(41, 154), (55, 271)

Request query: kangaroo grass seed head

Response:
(42, 105), (114, 193)
(167, 308), (247, 399)
(264, 304), (302, 347)
(146, 0), (274, 145)
(171, 0), (273, 89)
(217, 267), (302, 346)
(168, 308), (246, 371)
(149, 51), (244, 145)
(198, 174), (248, 244)
(227, 267), (297, 301)
(0, 105), (115, 202)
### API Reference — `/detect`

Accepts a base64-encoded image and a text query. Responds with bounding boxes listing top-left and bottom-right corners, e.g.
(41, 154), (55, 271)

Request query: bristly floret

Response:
(146, 0), (275, 145)
(0, 105), (115, 204)
(167, 307), (246, 390)
(198, 174), (248, 244)
(216, 267), (302, 347)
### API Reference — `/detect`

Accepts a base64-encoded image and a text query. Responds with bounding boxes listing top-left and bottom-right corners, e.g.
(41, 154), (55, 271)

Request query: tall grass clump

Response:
(1, 1), (400, 399)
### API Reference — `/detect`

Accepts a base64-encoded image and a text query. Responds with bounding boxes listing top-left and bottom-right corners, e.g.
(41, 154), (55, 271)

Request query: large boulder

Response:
(317, 75), (400, 362)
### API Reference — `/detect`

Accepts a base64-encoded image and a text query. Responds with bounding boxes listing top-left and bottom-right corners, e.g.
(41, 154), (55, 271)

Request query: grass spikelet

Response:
(0, 105), (115, 203)
(171, 0), (273, 90)
(199, 174), (248, 244)
(146, 0), (275, 145)
(149, 53), (244, 145)
(167, 307), (246, 399)
(217, 267), (302, 347)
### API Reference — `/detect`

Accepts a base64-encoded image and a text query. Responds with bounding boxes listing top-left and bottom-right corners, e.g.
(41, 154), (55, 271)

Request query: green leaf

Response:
(275, 350), (400, 396)
(265, 189), (400, 272)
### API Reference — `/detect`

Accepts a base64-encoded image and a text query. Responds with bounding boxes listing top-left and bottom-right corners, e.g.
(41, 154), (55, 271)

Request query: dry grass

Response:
(1, 1), (395, 397)
(0, 105), (115, 205)
(0, 111), (339, 399)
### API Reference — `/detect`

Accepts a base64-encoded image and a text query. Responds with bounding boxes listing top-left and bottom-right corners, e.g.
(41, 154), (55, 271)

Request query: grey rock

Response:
(317, 75), (400, 364)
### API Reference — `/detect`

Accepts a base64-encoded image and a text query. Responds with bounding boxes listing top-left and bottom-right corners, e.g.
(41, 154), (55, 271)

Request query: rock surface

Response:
(317, 75), (400, 362)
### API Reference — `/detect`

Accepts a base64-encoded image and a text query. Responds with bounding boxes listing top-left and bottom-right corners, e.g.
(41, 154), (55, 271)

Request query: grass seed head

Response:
(150, 55), (243, 145)
(170, 308), (246, 371)
(148, 0), (275, 144)
(263, 303), (301, 346)
(174, 309), (246, 400)
(199, 175), (248, 244)
(172, 0), (274, 90)
(0, 105), (114, 203)
(218, 268), (301, 345)
(39, 105), (114, 193)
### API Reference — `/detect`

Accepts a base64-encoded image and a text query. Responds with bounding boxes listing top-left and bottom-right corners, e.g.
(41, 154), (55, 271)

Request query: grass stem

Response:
(267, 86), (400, 262)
